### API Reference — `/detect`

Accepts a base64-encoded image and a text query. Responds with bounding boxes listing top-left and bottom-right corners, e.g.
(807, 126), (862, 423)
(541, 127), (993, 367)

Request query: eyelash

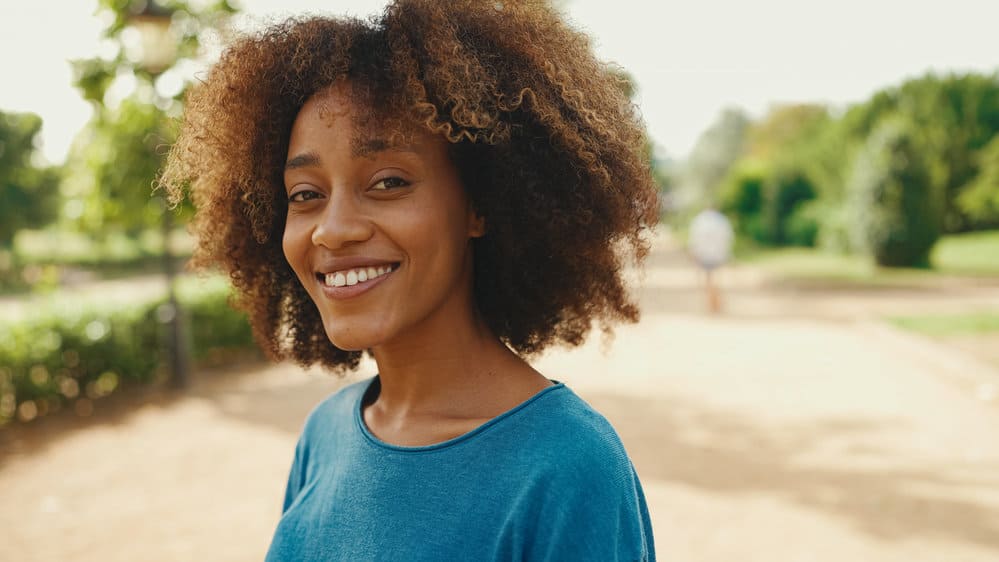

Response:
(287, 176), (410, 202)
(371, 176), (410, 191)
(288, 190), (322, 203)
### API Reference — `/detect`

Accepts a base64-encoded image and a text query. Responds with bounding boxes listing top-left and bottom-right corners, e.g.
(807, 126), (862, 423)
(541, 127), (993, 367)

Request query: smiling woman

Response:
(159, 0), (659, 560)
(282, 83), (486, 353)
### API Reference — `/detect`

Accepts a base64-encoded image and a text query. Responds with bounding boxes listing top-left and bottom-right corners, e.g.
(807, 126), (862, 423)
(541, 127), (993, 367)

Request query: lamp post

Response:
(127, 1), (177, 76)
(126, 0), (190, 389)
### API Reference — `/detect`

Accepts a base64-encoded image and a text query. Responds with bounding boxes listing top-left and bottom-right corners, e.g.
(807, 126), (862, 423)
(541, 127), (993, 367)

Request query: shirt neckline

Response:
(354, 375), (565, 453)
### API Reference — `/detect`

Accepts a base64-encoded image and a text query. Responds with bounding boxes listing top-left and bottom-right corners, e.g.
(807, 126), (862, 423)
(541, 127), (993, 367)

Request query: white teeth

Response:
(323, 264), (394, 287)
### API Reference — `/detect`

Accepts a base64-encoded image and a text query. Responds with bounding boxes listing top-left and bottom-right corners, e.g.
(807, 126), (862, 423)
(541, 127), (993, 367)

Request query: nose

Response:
(310, 190), (375, 249)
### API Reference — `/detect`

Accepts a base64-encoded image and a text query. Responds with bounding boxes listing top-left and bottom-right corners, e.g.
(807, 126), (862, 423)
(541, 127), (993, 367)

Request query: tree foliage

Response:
(956, 134), (999, 226)
(716, 105), (830, 247)
(65, 0), (236, 236)
(744, 104), (830, 161)
(848, 120), (941, 267)
(718, 158), (818, 247)
(74, 0), (237, 105)
(718, 159), (767, 242)
(841, 73), (999, 232)
(711, 71), (999, 264)
(62, 98), (176, 235)
(680, 107), (750, 207)
(0, 111), (59, 247)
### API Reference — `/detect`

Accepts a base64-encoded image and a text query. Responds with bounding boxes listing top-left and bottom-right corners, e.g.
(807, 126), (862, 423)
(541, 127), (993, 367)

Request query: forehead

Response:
(290, 84), (420, 157)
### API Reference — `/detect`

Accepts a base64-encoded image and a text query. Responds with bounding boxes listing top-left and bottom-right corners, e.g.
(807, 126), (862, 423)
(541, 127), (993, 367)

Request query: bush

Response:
(814, 204), (854, 253)
(848, 120), (942, 267)
(762, 170), (817, 246)
(718, 160), (767, 242)
(179, 276), (256, 362)
(0, 229), (196, 295)
(783, 200), (822, 247)
(719, 160), (818, 247)
(957, 134), (999, 228)
(0, 276), (256, 426)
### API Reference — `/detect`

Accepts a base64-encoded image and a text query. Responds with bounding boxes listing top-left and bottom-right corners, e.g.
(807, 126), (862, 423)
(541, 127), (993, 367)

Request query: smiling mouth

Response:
(316, 263), (399, 288)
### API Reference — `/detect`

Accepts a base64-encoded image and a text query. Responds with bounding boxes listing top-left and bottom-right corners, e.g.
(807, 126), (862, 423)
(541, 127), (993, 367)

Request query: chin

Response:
(322, 321), (389, 352)
(324, 331), (373, 352)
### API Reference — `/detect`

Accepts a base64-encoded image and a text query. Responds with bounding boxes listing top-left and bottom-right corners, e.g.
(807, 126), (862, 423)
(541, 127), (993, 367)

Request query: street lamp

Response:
(125, 0), (190, 389)
(127, 1), (177, 76)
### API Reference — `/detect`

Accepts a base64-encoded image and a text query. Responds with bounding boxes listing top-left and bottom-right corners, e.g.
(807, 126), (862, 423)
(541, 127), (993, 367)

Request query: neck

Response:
(364, 252), (551, 429)
(369, 301), (524, 418)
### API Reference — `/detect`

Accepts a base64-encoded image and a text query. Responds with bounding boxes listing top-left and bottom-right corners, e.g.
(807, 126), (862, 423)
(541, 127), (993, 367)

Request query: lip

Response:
(316, 256), (399, 273)
(314, 258), (400, 301)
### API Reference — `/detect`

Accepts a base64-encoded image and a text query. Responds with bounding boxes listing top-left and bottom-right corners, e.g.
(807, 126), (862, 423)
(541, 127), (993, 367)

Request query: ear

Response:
(467, 208), (486, 238)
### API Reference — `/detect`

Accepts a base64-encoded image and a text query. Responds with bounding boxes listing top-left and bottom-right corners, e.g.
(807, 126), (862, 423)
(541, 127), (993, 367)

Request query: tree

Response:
(848, 120), (941, 267)
(62, 98), (176, 236)
(762, 168), (817, 246)
(743, 103), (847, 200)
(0, 111), (59, 248)
(679, 107), (750, 209)
(718, 159), (768, 243)
(956, 134), (999, 227)
(64, 0), (236, 237)
(841, 72), (999, 233)
(744, 104), (829, 161)
(715, 104), (832, 247)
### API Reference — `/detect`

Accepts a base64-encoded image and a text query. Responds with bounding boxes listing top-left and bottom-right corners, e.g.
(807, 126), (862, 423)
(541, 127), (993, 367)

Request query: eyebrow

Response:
(285, 152), (321, 170)
(285, 139), (421, 170)
(354, 137), (419, 157)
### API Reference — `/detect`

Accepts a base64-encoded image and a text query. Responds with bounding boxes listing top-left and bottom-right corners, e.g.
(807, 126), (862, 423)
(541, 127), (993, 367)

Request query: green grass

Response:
(739, 229), (999, 287)
(1, 228), (195, 295)
(931, 230), (999, 276)
(889, 313), (999, 337)
(12, 228), (194, 267)
(737, 247), (937, 286)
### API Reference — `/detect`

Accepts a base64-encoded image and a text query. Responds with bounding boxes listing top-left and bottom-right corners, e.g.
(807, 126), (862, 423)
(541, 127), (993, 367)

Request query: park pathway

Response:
(2, 233), (998, 561)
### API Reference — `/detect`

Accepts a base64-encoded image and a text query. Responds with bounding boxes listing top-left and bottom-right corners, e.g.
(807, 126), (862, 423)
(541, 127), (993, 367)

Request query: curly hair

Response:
(159, 0), (659, 372)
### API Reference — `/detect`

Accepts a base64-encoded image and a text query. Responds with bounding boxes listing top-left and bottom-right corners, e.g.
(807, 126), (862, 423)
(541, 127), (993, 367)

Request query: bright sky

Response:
(3, 0), (998, 165)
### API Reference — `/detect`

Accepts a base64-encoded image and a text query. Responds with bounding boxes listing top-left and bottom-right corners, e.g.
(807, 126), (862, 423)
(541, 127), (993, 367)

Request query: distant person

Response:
(689, 208), (734, 313)
(160, 1), (658, 560)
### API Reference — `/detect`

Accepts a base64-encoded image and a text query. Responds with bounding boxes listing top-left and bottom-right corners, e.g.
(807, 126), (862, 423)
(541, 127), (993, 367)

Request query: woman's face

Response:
(282, 85), (484, 352)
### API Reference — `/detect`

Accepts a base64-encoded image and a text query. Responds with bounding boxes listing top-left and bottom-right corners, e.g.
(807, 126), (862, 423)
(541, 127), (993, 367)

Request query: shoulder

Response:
(513, 386), (655, 560)
(518, 385), (635, 485)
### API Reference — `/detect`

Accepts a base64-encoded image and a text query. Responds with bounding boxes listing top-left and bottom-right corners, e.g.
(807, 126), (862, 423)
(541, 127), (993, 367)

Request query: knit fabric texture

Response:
(265, 376), (655, 561)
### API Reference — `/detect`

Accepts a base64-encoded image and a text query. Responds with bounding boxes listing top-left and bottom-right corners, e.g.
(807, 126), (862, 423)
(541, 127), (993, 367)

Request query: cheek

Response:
(281, 227), (295, 265)
(282, 220), (310, 279)
(394, 206), (464, 265)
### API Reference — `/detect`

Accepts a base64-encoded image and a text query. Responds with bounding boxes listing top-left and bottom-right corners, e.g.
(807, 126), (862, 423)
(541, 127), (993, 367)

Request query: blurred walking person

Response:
(689, 208), (734, 314)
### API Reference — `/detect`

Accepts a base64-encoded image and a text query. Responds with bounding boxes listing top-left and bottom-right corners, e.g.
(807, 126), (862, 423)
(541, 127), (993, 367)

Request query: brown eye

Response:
(288, 190), (323, 202)
(371, 177), (410, 191)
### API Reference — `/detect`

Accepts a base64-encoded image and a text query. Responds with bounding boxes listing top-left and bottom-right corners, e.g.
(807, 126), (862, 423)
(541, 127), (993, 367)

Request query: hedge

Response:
(848, 119), (941, 267)
(0, 275), (256, 426)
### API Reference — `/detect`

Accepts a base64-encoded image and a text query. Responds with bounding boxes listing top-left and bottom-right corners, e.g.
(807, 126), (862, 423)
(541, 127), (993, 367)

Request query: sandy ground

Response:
(2, 234), (999, 562)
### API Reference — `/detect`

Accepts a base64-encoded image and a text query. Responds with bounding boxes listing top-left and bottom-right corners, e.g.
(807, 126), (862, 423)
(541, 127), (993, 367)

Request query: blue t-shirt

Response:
(265, 376), (655, 561)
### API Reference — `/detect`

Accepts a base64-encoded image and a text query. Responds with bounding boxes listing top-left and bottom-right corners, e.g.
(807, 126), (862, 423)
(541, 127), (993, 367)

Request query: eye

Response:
(370, 176), (410, 191)
(288, 189), (323, 202)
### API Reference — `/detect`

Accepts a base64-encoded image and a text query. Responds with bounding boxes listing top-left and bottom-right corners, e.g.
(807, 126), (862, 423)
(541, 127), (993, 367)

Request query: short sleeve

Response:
(528, 460), (655, 562)
(280, 434), (309, 514)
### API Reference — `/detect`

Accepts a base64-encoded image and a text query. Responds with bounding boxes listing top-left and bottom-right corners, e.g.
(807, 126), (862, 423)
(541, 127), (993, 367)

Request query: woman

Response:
(161, 1), (659, 559)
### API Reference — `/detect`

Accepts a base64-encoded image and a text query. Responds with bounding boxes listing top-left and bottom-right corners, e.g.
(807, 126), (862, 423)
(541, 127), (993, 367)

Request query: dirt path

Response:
(2, 234), (998, 561)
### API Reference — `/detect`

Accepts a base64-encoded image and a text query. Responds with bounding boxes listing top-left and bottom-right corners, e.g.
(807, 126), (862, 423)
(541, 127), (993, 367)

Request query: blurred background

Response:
(1, 1), (997, 561)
